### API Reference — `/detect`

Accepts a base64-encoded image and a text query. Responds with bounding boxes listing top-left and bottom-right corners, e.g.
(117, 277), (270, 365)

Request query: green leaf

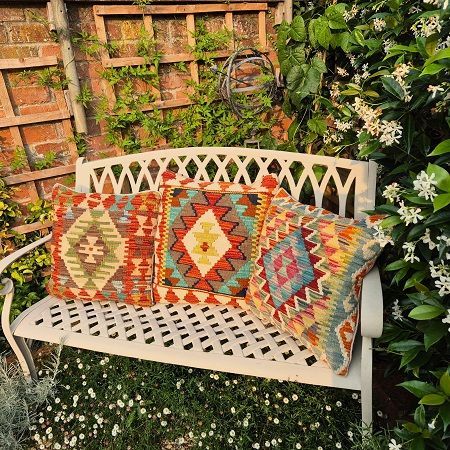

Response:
(427, 163), (450, 192)
(385, 260), (409, 271)
(389, 340), (423, 352)
(307, 118), (327, 135)
(419, 394), (446, 406)
(424, 47), (450, 66)
(314, 17), (332, 49)
(417, 321), (448, 351)
(291, 47), (306, 66)
(335, 32), (351, 52)
(353, 29), (365, 46)
(325, 3), (347, 30)
(380, 215), (402, 229)
(398, 380), (439, 398)
(358, 141), (380, 157)
(440, 402), (450, 432)
(300, 67), (321, 95)
(409, 305), (445, 320)
(420, 63), (445, 77)
(433, 193), (450, 212)
(400, 347), (423, 368)
(440, 371), (450, 396)
(311, 56), (327, 74)
(381, 76), (405, 100)
(429, 139), (450, 156)
(286, 65), (304, 91)
(276, 20), (290, 49)
(403, 421), (421, 433)
(308, 19), (318, 48)
(290, 16), (306, 42)
(414, 405), (426, 429)
(410, 437), (425, 450)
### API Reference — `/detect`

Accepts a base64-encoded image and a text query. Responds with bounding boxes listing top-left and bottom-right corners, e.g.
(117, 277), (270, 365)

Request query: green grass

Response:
(24, 347), (369, 450)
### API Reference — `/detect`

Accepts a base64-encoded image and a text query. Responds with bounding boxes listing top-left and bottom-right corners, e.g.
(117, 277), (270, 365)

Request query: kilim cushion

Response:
(48, 185), (160, 306)
(153, 170), (279, 308)
(247, 188), (384, 375)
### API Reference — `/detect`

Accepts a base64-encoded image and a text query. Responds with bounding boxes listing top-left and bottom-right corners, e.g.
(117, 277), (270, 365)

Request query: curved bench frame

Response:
(0, 147), (383, 427)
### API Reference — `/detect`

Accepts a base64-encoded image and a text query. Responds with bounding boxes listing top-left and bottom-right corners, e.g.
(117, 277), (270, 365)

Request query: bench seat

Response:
(11, 295), (362, 390)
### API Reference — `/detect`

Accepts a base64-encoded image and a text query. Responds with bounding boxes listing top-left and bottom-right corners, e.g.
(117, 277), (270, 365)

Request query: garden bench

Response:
(0, 147), (383, 426)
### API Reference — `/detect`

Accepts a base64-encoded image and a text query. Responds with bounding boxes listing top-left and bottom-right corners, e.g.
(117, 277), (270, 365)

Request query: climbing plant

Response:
(278, 1), (449, 448)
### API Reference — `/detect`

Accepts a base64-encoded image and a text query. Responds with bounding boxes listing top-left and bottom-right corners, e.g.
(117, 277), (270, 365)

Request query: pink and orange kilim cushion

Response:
(48, 185), (160, 306)
(153, 170), (278, 308)
(247, 188), (384, 375)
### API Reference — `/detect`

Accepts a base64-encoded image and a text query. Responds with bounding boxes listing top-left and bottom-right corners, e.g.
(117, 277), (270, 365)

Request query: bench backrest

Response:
(75, 147), (377, 219)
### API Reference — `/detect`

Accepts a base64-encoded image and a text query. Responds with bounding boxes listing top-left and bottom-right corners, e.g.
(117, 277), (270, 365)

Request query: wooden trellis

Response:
(93, 2), (273, 112)
(0, 56), (78, 234)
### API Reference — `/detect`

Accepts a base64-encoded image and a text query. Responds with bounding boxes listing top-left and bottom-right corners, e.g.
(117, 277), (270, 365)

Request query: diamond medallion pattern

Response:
(247, 188), (385, 375)
(49, 185), (160, 306)
(154, 170), (278, 308)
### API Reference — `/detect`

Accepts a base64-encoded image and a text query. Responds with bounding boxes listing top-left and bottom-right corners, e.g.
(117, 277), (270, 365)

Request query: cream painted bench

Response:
(0, 147), (383, 426)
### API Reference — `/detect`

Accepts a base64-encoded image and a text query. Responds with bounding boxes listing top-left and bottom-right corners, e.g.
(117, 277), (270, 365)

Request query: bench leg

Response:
(360, 336), (373, 434)
(15, 337), (37, 380)
(1, 278), (36, 381)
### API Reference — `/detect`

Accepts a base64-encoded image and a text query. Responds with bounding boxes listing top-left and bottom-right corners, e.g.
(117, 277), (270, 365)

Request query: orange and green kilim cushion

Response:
(153, 170), (278, 308)
(247, 188), (384, 375)
(48, 185), (161, 306)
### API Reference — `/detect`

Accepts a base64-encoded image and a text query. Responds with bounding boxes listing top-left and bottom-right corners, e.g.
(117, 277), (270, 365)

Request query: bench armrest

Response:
(0, 234), (52, 288)
(360, 266), (384, 338)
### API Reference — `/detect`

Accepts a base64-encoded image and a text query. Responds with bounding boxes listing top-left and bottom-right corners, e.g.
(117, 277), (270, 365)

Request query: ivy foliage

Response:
(279, 1), (449, 448)
(89, 21), (277, 155)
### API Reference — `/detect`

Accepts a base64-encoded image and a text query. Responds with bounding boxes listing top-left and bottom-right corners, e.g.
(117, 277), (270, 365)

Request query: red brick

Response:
(154, 17), (188, 54)
(67, 6), (96, 34)
(10, 86), (51, 106)
(19, 103), (60, 115)
(0, 129), (15, 148)
(0, 7), (26, 22)
(105, 18), (142, 41)
(0, 45), (39, 59)
(33, 140), (69, 157)
(0, 25), (7, 44)
(8, 23), (51, 44)
(40, 44), (61, 57)
(11, 182), (40, 208)
(76, 61), (104, 80)
(21, 123), (59, 144)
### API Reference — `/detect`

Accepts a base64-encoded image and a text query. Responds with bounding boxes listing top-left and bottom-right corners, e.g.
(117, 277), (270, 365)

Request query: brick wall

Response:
(0, 2), (290, 214)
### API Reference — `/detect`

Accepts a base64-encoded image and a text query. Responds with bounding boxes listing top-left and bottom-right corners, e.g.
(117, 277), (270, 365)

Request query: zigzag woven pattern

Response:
(48, 185), (160, 306)
(247, 188), (383, 375)
(154, 170), (278, 308)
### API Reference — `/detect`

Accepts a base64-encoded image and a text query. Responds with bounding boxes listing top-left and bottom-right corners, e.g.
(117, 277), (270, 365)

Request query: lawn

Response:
(25, 347), (365, 450)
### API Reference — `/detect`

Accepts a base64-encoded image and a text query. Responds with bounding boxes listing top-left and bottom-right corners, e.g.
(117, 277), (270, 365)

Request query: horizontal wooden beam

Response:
(0, 110), (71, 129)
(0, 56), (58, 70)
(4, 164), (76, 186)
(10, 220), (53, 236)
(94, 3), (268, 15)
(103, 48), (268, 68)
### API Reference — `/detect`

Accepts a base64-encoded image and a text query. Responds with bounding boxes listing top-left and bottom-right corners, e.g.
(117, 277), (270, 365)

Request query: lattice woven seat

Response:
(11, 296), (361, 390)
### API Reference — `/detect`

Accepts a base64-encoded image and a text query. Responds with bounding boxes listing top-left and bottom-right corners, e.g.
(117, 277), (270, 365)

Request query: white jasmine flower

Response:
(389, 438), (402, 450)
(402, 241), (420, 263)
(412, 16), (442, 38)
(384, 39), (395, 53)
(442, 309), (450, 330)
(337, 67), (349, 77)
(373, 18), (386, 31)
(334, 119), (353, 132)
(343, 5), (358, 21)
(373, 225), (393, 247)
(383, 183), (402, 202)
(378, 120), (403, 146)
(413, 171), (437, 200)
(422, 229), (437, 250)
(428, 85), (445, 98)
(398, 201), (423, 225)
(392, 300), (403, 321)
(435, 275), (450, 296)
